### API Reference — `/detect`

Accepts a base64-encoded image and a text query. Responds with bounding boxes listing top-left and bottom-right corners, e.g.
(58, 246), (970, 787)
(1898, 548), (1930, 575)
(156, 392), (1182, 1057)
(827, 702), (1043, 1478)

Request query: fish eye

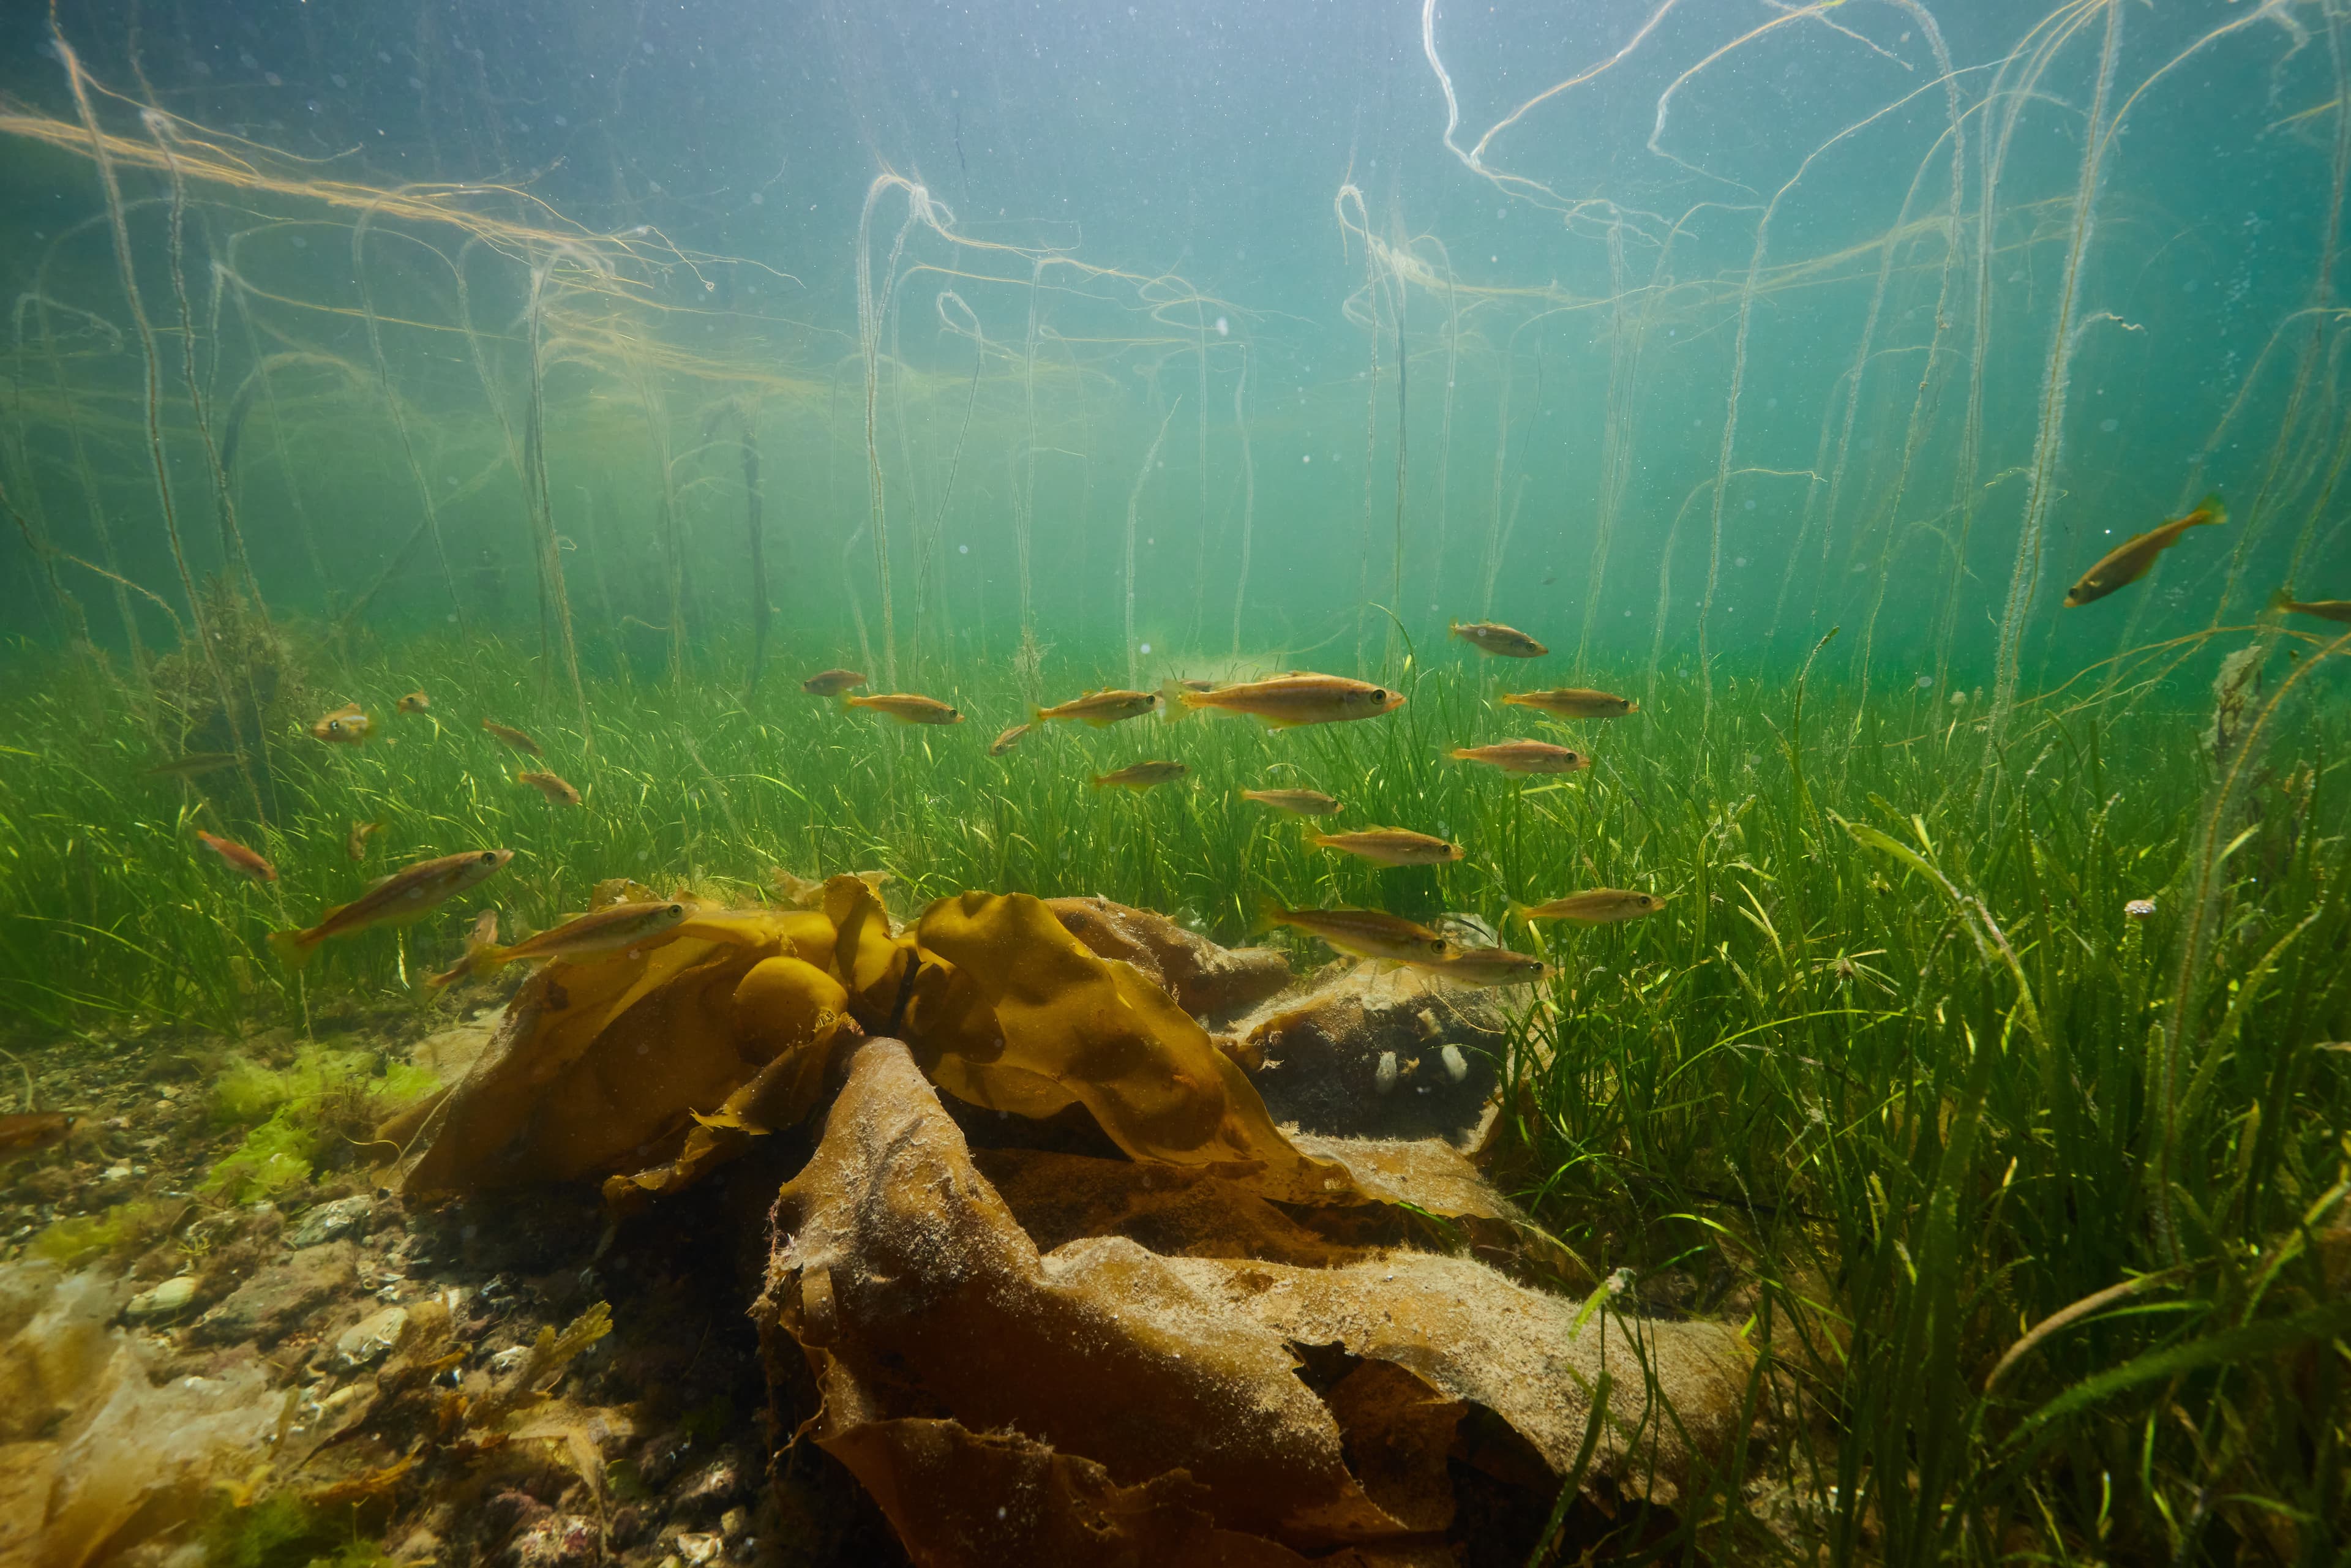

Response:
(1371, 688), (1388, 702)
(479, 851), (499, 863)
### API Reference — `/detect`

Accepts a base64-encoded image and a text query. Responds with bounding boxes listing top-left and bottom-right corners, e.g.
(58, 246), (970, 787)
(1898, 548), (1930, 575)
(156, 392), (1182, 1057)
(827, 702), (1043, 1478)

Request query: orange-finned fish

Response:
(2063, 495), (2227, 607)
(396, 691), (431, 715)
(844, 692), (964, 725)
(516, 770), (582, 806)
(1512, 888), (1667, 925)
(1500, 687), (1639, 719)
(1307, 827), (1463, 867)
(426, 908), (502, 988)
(197, 830), (277, 883)
(1163, 672), (1404, 728)
(989, 722), (1031, 756)
(1090, 760), (1189, 790)
(429, 899), (689, 988)
(481, 719), (544, 757)
(1240, 787), (1343, 816)
(1450, 620), (1548, 658)
(0, 1112), (73, 1157)
(803, 668), (869, 697)
(346, 820), (384, 862)
(1256, 900), (1453, 964)
(266, 849), (514, 969)
(2270, 586), (2351, 625)
(1449, 740), (1589, 775)
(1032, 689), (1160, 727)
(310, 703), (375, 745)
(1431, 945), (1551, 986)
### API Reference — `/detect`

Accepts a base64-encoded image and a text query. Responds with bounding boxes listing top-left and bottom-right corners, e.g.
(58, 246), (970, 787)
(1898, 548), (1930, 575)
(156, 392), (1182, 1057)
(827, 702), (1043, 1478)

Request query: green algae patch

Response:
(200, 1493), (395, 1568)
(203, 1047), (440, 1204)
(29, 1198), (181, 1266)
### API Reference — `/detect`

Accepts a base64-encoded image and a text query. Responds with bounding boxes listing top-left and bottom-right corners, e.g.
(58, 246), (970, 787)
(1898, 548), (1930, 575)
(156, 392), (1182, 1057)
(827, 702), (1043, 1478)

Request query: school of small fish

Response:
(159, 493), (2305, 997)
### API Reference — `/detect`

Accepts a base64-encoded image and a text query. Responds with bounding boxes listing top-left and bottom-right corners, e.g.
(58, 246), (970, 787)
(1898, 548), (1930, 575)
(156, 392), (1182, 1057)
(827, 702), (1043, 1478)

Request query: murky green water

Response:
(1, 2), (2347, 1563)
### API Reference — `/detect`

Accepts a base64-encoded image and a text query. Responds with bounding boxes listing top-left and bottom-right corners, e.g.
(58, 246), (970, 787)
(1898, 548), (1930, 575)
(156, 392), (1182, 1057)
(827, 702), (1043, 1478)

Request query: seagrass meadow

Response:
(1, 0), (2349, 1562)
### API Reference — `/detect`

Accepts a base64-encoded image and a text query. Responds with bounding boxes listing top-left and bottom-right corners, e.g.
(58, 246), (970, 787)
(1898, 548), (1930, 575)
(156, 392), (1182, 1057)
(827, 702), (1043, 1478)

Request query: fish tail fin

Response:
(1250, 896), (1286, 937)
(1087, 773), (1107, 789)
(266, 929), (314, 970)
(1030, 705), (1048, 726)
(2271, 585), (2295, 613)
(2199, 493), (2227, 527)
(1506, 901), (1534, 925)
(1158, 679), (1193, 721)
(431, 940), (508, 989)
(1446, 747), (1471, 761)
(838, 692), (858, 713)
(1626, 699), (1641, 713)
(1498, 692), (1525, 708)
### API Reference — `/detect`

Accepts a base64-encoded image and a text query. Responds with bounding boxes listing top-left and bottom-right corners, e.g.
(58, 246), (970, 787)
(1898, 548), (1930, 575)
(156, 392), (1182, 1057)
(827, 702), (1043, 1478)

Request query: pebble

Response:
(335, 1304), (408, 1368)
(673, 1536), (722, 1567)
(509, 1514), (598, 1567)
(125, 1275), (197, 1319)
(1440, 1043), (1469, 1083)
(1374, 1051), (1399, 1095)
(718, 1507), (748, 1539)
(489, 1345), (531, 1374)
(288, 1195), (372, 1248)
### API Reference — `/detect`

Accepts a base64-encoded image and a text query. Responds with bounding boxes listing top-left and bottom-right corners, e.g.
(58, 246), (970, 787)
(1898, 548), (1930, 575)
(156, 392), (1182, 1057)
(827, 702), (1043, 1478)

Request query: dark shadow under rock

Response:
(1225, 964), (1506, 1144)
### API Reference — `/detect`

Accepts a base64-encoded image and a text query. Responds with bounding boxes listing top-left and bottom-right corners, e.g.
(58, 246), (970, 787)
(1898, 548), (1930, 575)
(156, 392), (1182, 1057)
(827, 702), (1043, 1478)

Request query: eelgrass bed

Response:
(1, 622), (2345, 1562)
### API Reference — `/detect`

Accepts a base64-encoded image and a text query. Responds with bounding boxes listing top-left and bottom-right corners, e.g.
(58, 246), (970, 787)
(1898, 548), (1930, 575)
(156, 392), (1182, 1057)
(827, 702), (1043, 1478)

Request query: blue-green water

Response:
(3, 7), (2350, 1566)
(1, 0), (2342, 705)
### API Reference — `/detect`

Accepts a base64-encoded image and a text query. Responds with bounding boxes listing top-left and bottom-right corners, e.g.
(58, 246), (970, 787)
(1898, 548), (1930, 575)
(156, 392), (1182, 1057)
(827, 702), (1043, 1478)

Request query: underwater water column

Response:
(24, 272), (143, 669)
(353, 204), (466, 632)
(1018, 257), (1044, 641)
(1230, 342), (1255, 657)
(1125, 400), (1180, 689)
(1689, 23), (1959, 725)
(740, 408), (770, 695)
(149, 113), (266, 623)
(855, 176), (924, 688)
(1987, 1), (2124, 752)
(1576, 219), (1639, 678)
(917, 291), (984, 677)
(56, 30), (265, 823)
(520, 260), (594, 748)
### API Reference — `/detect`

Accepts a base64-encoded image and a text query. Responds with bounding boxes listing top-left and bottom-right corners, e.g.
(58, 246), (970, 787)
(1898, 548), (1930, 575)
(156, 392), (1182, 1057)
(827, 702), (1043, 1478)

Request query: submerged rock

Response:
(756, 1037), (1749, 1566)
(1226, 962), (1506, 1144)
(507, 1512), (598, 1568)
(190, 1240), (358, 1348)
(1043, 895), (1293, 1023)
(288, 1194), (372, 1248)
(335, 1304), (408, 1368)
(124, 1275), (197, 1321)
